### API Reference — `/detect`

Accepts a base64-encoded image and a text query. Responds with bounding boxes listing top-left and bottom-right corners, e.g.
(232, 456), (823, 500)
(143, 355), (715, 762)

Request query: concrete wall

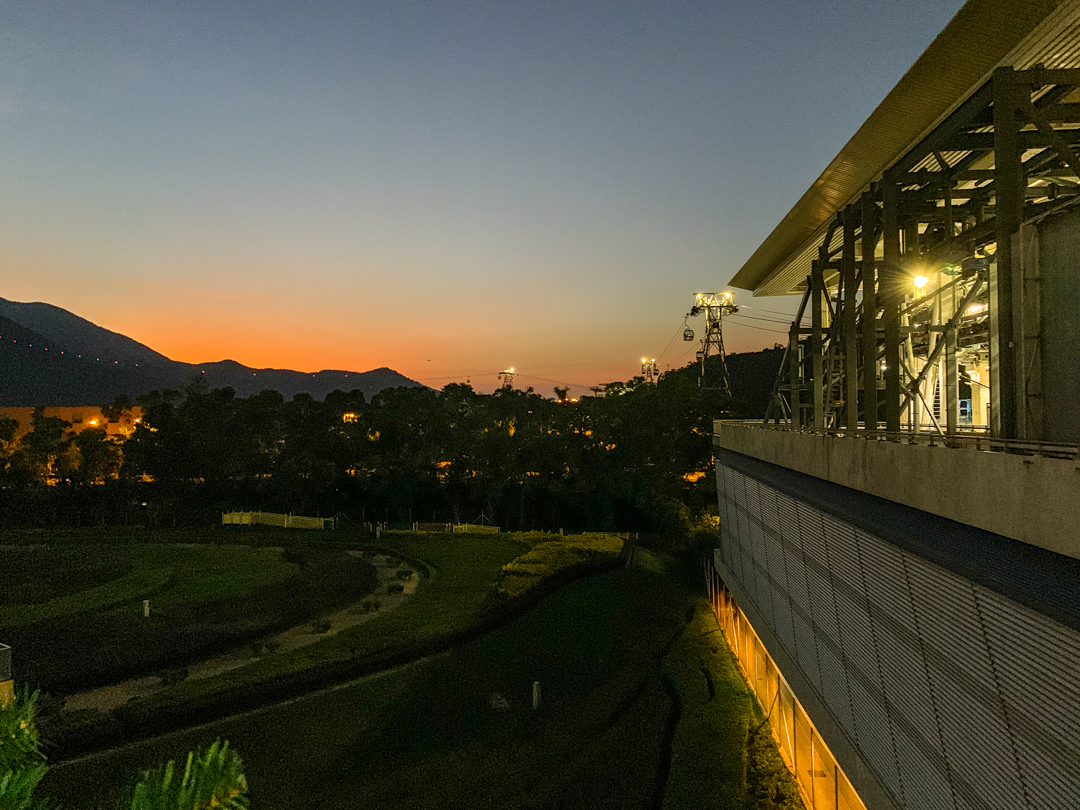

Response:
(714, 422), (1080, 561)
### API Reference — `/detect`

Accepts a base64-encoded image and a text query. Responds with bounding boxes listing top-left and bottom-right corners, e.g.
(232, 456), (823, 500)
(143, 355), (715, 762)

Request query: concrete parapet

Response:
(715, 422), (1080, 560)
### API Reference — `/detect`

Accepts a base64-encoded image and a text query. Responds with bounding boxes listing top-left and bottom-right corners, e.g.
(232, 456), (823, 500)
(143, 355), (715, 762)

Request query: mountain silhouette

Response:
(0, 298), (423, 406)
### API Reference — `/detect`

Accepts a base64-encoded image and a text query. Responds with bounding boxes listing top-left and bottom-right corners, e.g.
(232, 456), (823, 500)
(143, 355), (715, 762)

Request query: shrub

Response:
(496, 534), (624, 598)
(396, 569), (414, 580)
(387, 583), (405, 595)
(311, 619), (333, 634)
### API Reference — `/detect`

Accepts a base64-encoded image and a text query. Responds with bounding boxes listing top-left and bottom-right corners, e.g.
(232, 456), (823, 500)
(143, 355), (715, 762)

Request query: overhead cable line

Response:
(654, 319), (688, 363)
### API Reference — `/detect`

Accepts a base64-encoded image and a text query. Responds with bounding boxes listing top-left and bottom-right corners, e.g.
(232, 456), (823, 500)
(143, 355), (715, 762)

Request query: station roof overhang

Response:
(730, 0), (1080, 297)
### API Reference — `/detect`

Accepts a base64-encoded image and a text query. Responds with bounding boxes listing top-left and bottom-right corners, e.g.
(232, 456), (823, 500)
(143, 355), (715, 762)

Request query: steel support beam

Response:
(789, 325), (801, 426)
(993, 67), (1023, 438)
(842, 206), (859, 431)
(811, 258), (826, 429)
(881, 178), (903, 433)
(861, 192), (879, 429)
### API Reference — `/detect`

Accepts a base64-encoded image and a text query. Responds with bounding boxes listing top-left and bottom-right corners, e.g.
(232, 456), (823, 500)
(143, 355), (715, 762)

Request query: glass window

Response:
(795, 704), (814, 803)
(767, 659), (779, 724)
(813, 734), (838, 810)
(776, 682), (795, 768)
(754, 643), (769, 705)
(740, 614), (754, 670)
(838, 772), (863, 810)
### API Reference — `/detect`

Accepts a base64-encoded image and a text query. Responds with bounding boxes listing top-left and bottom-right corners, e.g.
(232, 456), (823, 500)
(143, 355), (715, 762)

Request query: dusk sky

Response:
(1, 0), (965, 394)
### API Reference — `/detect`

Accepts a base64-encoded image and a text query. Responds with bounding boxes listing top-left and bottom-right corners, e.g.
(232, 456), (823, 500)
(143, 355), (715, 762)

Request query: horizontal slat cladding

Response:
(714, 458), (1080, 810)
(849, 669), (904, 796)
(906, 563), (1028, 810)
(819, 517), (863, 743)
(893, 729), (955, 810)
(861, 541), (950, 809)
(721, 466), (742, 583)
(817, 642), (855, 738)
(761, 492), (787, 633)
(745, 478), (775, 624)
(976, 589), (1080, 809)
(720, 469), (740, 576)
(833, 530), (881, 703)
(791, 609), (823, 694)
(734, 474), (761, 607)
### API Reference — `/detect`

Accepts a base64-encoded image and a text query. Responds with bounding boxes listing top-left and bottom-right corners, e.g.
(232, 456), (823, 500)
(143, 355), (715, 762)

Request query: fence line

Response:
(221, 511), (333, 530)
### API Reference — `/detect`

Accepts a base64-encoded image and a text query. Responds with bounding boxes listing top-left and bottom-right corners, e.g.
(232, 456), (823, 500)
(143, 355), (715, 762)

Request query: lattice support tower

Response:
(641, 357), (658, 383)
(688, 292), (738, 394)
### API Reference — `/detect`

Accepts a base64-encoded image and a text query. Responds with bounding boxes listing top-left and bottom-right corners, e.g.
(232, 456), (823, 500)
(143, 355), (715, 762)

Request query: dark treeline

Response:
(0, 349), (782, 534)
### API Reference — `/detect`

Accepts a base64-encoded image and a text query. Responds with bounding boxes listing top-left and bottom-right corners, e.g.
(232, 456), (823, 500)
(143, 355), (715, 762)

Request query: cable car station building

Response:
(708, 1), (1080, 808)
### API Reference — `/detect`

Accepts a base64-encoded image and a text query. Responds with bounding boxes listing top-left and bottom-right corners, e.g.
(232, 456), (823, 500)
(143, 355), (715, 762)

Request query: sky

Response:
(0, 0), (966, 394)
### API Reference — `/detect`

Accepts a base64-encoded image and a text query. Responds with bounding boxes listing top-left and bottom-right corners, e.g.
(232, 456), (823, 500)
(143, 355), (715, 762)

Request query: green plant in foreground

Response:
(126, 739), (248, 810)
(1, 688), (248, 810)
(0, 688), (50, 810)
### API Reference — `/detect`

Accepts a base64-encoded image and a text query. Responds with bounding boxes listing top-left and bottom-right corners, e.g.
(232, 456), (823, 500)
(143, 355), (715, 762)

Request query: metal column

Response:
(842, 207), (859, 431)
(881, 177), (903, 434)
(861, 192), (879, 430)
(992, 67), (1022, 439)
(811, 258), (826, 429)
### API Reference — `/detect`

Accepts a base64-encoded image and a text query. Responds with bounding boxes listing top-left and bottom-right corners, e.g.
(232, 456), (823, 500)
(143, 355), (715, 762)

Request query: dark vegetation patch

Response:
(3, 542), (377, 695)
(0, 544), (132, 605)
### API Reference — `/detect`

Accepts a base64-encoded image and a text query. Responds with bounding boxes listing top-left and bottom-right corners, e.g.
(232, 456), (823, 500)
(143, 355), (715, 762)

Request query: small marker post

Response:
(532, 680), (541, 710)
(143, 599), (151, 618)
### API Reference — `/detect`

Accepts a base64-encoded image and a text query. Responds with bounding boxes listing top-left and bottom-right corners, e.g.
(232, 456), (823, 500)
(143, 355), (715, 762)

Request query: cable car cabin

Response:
(683, 328), (695, 341)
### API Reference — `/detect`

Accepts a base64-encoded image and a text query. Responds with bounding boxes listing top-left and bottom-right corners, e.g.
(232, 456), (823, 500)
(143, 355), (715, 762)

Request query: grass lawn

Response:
(125, 530), (536, 704)
(0, 531), (377, 694)
(0, 543), (298, 626)
(40, 548), (802, 810)
(41, 549), (698, 809)
(316, 554), (692, 810)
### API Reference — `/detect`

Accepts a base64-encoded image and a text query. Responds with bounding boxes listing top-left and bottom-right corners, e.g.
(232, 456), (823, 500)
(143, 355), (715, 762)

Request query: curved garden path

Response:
(63, 551), (422, 713)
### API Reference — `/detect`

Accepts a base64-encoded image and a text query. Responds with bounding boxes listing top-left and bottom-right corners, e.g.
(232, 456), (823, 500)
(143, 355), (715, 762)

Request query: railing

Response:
(715, 420), (1080, 460)
(452, 523), (501, 534)
(412, 522), (454, 533)
(221, 511), (333, 530)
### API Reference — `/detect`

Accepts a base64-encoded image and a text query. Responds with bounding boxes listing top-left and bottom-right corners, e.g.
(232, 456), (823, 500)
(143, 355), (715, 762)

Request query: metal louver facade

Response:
(713, 456), (1080, 810)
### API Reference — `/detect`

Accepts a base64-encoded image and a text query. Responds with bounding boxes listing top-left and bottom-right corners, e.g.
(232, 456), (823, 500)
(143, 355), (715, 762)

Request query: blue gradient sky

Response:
(0, 0), (964, 393)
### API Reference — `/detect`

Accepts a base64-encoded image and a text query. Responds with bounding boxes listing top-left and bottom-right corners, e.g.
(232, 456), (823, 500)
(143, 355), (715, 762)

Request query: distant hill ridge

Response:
(0, 297), (423, 406)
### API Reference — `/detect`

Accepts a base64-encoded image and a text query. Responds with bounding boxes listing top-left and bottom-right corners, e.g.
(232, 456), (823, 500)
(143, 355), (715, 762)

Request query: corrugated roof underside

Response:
(732, 0), (1080, 297)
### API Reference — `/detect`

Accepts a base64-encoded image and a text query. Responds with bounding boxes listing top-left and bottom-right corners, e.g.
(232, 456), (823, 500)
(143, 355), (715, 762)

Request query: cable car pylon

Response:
(686, 292), (738, 395)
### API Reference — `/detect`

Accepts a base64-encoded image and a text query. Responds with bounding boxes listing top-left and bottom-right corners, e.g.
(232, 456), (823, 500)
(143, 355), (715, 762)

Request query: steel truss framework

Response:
(767, 66), (1080, 441)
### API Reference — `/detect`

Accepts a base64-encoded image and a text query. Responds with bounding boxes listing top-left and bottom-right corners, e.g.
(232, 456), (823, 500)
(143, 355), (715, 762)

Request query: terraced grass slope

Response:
(42, 550), (697, 810)
(0, 538), (377, 693)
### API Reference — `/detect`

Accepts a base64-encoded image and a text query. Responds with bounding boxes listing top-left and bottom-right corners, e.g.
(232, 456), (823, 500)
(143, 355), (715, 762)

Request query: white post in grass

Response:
(143, 599), (151, 618)
(532, 680), (541, 710)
